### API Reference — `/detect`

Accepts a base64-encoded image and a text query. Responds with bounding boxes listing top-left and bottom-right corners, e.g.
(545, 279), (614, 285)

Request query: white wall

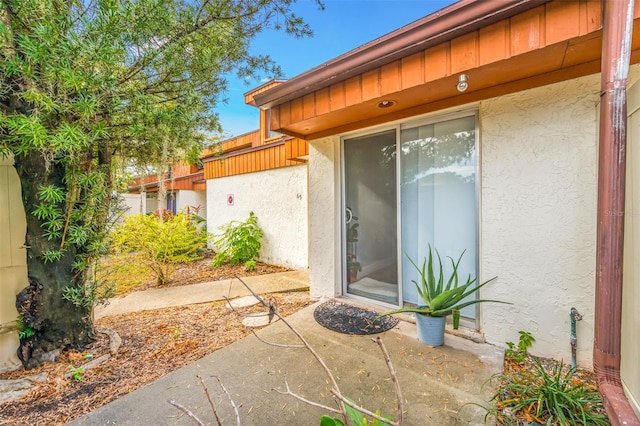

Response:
(119, 193), (144, 218)
(206, 164), (308, 269)
(176, 190), (206, 219)
(308, 137), (341, 299)
(0, 156), (27, 372)
(480, 74), (602, 367)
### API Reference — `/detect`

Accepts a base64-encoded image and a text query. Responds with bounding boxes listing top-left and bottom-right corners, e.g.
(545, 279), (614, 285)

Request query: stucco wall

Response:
(480, 74), (601, 367)
(308, 137), (340, 299)
(206, 164), (308, 269)
(176, 190), (206, 219)
(0, 156), (27, 371)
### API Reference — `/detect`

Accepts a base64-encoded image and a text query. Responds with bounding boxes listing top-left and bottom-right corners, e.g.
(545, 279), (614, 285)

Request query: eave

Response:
(255, 0), (640, 140)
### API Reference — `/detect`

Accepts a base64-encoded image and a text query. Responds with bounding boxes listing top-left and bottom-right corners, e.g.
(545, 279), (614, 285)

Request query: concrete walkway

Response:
(95, 270), (310, 319)
(72, 270), (503, 425)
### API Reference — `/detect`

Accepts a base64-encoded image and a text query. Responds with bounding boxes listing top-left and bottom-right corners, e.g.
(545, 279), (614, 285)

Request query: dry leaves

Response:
(0, 259), (311, 426)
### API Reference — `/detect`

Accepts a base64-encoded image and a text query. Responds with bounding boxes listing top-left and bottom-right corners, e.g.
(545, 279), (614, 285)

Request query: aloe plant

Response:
(380, 245), (509, 329)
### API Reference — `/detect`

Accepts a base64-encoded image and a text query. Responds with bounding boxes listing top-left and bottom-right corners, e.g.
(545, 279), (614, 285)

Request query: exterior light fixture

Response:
(377, 100), (396, 108)
(457, 74), (469, 92)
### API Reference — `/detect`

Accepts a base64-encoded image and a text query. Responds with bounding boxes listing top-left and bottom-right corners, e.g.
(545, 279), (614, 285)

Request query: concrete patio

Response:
(71, 295), (503, 425)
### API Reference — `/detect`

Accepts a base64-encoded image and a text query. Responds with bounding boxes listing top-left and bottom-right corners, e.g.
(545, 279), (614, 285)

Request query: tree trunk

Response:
(14, 151), (94, 370)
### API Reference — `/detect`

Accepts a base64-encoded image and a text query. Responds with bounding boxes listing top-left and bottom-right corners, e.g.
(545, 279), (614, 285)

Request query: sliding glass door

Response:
(400, 115), (477, 318)
(342, 113), (478, 318)
(343, 130), (398, 305)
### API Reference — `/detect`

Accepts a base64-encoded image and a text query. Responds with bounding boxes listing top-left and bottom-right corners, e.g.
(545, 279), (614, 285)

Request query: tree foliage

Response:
(0, 0), (320, 368)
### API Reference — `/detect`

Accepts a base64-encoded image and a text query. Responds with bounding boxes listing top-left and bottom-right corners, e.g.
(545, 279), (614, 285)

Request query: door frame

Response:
(339, 108), (481, 329)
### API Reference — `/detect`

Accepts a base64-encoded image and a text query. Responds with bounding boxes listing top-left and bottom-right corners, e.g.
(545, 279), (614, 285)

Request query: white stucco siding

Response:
(480, 74), (602, 367)
(206, 165), (308, 269)
(308, 137), (341, 299)
(176, 190), (206, 219)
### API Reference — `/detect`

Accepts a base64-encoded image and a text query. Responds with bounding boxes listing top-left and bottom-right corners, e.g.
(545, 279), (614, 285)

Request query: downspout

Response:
(595, 0), (640, 425)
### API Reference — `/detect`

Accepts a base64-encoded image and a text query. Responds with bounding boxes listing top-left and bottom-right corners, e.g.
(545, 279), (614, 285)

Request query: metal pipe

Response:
(570, 308), (582, 369)
(595, 0), (639, 424)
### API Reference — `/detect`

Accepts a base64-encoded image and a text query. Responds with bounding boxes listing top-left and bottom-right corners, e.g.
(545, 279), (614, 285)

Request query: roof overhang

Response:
(253, 0), (640, 140)
(254, 0), (550, 110)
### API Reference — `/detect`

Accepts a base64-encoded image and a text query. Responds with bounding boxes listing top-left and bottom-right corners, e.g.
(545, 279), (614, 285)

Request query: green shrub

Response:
(213, 211), (264, 267)
(111, 212), (209, 285)
(505, 330), (536, 363)
(486, 358), (609, 425)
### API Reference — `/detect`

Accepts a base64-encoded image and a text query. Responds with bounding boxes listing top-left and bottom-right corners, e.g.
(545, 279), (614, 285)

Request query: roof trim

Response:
(254, 0), (551, 109)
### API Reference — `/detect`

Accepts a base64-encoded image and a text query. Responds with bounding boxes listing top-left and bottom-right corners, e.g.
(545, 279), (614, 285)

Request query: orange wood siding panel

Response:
(510, 6), (544, 56)
(316, 88), (331, 115)
(268, 0), (609, 138)
(401, 52), (424, 89)
(361, 69), (381, 101)
(380, 61), (401, 95)
(450, 31), (478, 73)
(479, 21), (509, 66)
(204, 141), (306, 180)
(330, 82), (346, 111)
(424, 43), (449, 81)
(345, 76), (362, 107)
(545, 0), (581, 45)
(285, 138), (309, 160)
(303, 93), (315, 120)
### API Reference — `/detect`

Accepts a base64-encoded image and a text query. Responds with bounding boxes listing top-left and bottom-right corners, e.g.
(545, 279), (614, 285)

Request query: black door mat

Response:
(313, 300), (399, 335)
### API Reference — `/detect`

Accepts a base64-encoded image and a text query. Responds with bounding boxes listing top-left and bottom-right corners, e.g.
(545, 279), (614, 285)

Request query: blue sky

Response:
(218, 0), (453, 138)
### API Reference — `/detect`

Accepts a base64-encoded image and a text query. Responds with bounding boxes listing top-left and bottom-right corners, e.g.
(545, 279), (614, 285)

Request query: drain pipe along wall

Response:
(595, 0), (640, 424)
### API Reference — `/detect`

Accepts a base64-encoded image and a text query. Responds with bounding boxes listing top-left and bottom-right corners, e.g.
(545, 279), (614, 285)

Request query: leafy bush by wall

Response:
(111, 212), (209, 285)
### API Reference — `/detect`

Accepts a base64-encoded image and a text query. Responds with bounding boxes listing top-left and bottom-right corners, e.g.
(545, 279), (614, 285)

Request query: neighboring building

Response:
(125, 80), (310, 270)
(253, 0), (640, 422)
(126, 161), (207, 218)
(202, 81), (309, 269)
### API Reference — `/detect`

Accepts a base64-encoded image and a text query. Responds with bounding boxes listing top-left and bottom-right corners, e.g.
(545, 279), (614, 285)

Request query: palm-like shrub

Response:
(380, 245), (507, 329)
(213, 211), (264, 270)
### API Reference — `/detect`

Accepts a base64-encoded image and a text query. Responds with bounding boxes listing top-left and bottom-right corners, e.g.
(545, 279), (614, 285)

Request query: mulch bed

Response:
(0, 263), (312, 426)
(313, 299), (399, 335)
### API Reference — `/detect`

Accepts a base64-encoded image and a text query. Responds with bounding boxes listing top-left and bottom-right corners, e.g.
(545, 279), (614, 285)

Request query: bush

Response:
(111, 212), (209, 285)
(213, 211), (264, 269)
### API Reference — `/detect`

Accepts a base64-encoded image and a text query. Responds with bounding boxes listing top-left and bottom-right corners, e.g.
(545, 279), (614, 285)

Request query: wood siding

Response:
(267, 0), (637, 139)
(203, 138), (308, 180)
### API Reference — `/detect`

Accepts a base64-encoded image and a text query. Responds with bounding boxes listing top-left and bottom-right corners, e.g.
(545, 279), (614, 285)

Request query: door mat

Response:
(313, 300), (399, 335)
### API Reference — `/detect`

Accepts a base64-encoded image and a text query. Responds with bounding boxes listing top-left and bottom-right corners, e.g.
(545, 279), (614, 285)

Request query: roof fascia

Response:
(254, 0), (551, 109)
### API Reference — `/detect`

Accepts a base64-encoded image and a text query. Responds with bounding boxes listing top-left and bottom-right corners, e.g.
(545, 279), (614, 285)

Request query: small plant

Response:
(63, 278), (115, 309)
(321, 400), (393, 425)
(110, 212), (209, 285)
(213, 211), (264, 267)
(505, 330), (536, 363)
(16, 315), (35, 340)
(486, 359), (609, 425)
(68, 364), (84, 381)
(244, 259), (257, 271)
(379, 245), (506, 328)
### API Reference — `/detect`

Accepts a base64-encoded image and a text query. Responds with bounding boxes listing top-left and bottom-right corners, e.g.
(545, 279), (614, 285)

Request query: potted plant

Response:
(346, 253), (361, 283)
(379, 245), (509, 346)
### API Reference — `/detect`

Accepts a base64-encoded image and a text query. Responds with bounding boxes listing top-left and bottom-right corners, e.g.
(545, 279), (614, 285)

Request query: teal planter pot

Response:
(416, 313), (446, 346)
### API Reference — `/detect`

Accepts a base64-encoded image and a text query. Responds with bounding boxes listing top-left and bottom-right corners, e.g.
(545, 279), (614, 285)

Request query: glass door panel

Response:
(400, 115), (477, 318)
(343, 130), (398, 305)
